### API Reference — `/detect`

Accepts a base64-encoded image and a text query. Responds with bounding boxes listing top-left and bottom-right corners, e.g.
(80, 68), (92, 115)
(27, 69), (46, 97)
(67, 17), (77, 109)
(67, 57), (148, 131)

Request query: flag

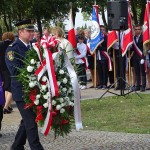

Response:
(121, 6), (133, 56)
(68, 7), (77, 49)
(107, 30), (118, 51)
(143, 1), (150, 46)
(90, 5), (104, 54)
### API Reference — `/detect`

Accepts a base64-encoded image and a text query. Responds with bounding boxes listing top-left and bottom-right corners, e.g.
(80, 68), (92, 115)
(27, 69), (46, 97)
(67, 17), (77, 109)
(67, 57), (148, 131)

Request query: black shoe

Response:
(89, 85), (94, 88)
(3, 108), (11, 114)
(140, 87), (146, 92)
(0, 133), (2, 138)
(96, 85), (103, 89)
(8, 107), (13, 112)
(102, 85), (107, 90)
(134, 86), (140, 91)
(87, 79), (92, 82)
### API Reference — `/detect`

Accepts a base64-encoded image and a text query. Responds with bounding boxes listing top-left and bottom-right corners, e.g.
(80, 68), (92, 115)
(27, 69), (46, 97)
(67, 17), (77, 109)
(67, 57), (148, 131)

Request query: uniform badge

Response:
(7, 51), (14, 61)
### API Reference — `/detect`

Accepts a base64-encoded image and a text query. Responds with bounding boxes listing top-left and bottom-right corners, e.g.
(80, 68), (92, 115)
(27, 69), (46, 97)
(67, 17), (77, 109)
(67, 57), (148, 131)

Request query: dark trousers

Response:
(0, 105), (3, 130)
(76, 63), (87, 85)
(97, 60), (108, 86)
(12, 101), (44, 150)
(133, 59), (146, 88)
(108, 71), (114, 84)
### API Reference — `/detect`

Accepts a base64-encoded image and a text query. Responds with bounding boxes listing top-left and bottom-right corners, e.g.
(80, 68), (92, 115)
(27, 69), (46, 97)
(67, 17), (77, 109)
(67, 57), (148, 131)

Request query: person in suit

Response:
(5, 19), (44, 150)
(131, 24), (146, 92)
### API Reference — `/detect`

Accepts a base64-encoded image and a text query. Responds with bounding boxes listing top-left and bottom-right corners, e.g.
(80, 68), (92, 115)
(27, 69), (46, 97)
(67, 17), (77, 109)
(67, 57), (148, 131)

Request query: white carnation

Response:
(29, 82), (35, 88)
(69, 101), (74, 106)
(56, 105), (61, 110)
(46, 92), (50, 98)
(57, 81), (61, 86)
(30, 59), (36, 65)
(43, 102), (48, 108)
(37, 62), (40, 68)
(64, 97), (69, 101)
(27, 66), (34, 72)
(59, 70), (64, 74)
(59, 98), (64, 103)
(60, 108), (65, 113)
(36, 94), (40, 99)
(41, 85), (47, 91)
(63, 78), (67, 84)
(52, 100), (56, 106)
(34, 99), (39, 105)
(62, 88), (67, 92)
(61, 103), (65, 107)
(42, 76), (47, 82)
(43, 95), (48, 99)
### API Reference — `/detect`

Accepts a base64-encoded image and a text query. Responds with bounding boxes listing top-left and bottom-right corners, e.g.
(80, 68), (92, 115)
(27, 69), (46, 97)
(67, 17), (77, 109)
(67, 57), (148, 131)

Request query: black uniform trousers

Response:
(0, 105), (3, 130)
(11, 101), (44, 150)
(97, 60), (108, 86)
(133, 59), (146, 88)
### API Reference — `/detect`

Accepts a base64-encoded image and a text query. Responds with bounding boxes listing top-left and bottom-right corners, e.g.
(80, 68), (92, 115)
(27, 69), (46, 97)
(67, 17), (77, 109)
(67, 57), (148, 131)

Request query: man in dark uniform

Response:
(5, 19), (44, 150)
(96, 25), (109, 89)
(131, 24), (146, 92)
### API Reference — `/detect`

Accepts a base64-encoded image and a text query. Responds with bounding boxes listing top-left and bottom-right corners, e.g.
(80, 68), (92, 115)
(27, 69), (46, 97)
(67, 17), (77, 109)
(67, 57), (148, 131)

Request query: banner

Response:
(90, 5), (104, 54)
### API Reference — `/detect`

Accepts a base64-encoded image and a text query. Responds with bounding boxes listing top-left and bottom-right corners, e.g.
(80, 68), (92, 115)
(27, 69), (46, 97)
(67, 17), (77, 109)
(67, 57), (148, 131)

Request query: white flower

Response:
(59, 98), (64, 103)
(52, 100), (56, 106)
(64, 97), (69, 101)
(69, 101), (74, 106)
(42, 76), (47, 82)
(62, 88), (67, 92)
(60, 108), (65, 113)
(31, 76), (36, 81)
(63, 78), (67, 84)
(29, 82), (35, 88)
(57, 81), (61, 86)
(59, 70), (64, 74)
(46, 92), (50, 98)
(37, 62), (40, 68)
(43, 95), (48, 99)
(41, 85), (47, 91)
(56, 105), (61, 110)
(27, 66), (34, 72)
(36, 94), (40, 99)
(43, 102), (48, 108)
(68, 88), (72, 93)
(61, 103), (65, 107)
(30, 59), (36, 65)
(34, 99), (39, 105)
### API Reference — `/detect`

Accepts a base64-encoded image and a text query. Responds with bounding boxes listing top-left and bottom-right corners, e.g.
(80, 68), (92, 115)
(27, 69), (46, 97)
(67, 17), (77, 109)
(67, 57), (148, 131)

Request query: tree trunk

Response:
(130, 0), (138, 25)
(8, 15), (12, 31)
(36, 16), (42, 38)
(3, 12), (9, 31)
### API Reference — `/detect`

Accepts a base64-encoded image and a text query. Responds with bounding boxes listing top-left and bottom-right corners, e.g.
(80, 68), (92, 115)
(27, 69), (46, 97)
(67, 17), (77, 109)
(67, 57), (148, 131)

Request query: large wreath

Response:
(17, 37), (83, 138)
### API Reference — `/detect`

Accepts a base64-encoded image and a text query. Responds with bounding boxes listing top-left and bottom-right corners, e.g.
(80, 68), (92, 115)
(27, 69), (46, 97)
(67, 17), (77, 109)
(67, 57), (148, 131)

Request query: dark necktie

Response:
(27, 44), (31, 49)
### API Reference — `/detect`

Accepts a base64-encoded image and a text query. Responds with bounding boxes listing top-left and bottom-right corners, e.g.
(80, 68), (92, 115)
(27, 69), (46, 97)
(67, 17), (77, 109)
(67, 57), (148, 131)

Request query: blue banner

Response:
(90, 6), (104, 54)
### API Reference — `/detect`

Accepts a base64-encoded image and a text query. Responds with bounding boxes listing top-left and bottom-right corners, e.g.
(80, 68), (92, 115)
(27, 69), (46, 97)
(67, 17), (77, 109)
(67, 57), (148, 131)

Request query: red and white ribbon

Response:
(101, 51), (112, 71)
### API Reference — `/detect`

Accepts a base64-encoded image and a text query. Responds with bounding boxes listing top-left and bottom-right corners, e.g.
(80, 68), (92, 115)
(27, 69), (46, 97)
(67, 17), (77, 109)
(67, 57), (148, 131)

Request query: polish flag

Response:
(68, 7), (77, 49)
(121, 7), (133, 56)
(143, 1), (150, 46)
(107, 30), (118, 51)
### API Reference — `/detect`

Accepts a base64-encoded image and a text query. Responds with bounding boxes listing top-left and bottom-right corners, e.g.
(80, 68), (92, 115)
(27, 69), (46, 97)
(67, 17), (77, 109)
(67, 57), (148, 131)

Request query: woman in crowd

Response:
(0, 32), (15, 114)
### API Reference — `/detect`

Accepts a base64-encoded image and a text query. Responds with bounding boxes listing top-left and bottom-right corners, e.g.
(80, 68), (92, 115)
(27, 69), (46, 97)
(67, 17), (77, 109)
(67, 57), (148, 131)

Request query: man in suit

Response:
(5, 19), (44, 150)
(132, 24), (146, 92)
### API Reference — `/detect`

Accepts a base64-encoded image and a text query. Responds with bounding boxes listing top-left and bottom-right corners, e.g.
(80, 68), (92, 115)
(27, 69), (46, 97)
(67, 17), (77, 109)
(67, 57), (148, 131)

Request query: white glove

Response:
(140, 59), (144, 64)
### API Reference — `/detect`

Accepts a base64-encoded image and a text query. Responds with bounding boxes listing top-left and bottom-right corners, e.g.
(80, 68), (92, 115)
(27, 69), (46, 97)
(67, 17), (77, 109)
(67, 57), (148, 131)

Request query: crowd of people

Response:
(0, 18), (150, 149)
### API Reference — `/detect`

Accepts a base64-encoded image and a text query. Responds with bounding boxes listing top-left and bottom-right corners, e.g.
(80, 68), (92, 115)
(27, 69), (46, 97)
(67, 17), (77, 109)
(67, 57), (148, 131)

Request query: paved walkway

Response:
(1, 84), (150, 150)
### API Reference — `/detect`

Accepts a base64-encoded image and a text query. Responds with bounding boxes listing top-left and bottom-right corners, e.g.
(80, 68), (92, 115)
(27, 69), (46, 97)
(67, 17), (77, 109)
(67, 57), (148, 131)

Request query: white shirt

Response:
(74, 42), (87, 64)
(57, 38), (73, 59)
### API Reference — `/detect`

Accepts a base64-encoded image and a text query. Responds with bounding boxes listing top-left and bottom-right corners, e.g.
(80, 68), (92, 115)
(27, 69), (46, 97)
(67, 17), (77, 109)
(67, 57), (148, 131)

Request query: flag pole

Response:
(128, 50), (131, 85)
(113, 49), (116, 87)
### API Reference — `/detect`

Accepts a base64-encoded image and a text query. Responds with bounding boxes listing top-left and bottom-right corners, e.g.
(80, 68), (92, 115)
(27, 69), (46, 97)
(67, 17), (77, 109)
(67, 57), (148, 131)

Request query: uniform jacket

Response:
(5, 38), (29, 101)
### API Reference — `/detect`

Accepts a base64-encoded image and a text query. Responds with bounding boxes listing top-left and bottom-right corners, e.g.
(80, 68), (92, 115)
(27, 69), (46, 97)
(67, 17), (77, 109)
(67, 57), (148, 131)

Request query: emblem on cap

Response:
(7, 51), (14, 61)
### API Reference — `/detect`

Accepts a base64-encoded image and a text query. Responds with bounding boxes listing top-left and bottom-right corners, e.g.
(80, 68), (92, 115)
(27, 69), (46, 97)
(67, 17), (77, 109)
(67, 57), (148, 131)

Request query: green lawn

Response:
(81, 94), (150, 134)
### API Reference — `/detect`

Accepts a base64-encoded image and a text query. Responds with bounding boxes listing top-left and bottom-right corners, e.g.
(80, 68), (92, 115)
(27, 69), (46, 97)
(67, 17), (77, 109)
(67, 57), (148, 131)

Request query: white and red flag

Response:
(68, 7), (77, 49)
(107, 30), (118, 51)
(121, 7), (133, 56)
(143, 1), (150, 46)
